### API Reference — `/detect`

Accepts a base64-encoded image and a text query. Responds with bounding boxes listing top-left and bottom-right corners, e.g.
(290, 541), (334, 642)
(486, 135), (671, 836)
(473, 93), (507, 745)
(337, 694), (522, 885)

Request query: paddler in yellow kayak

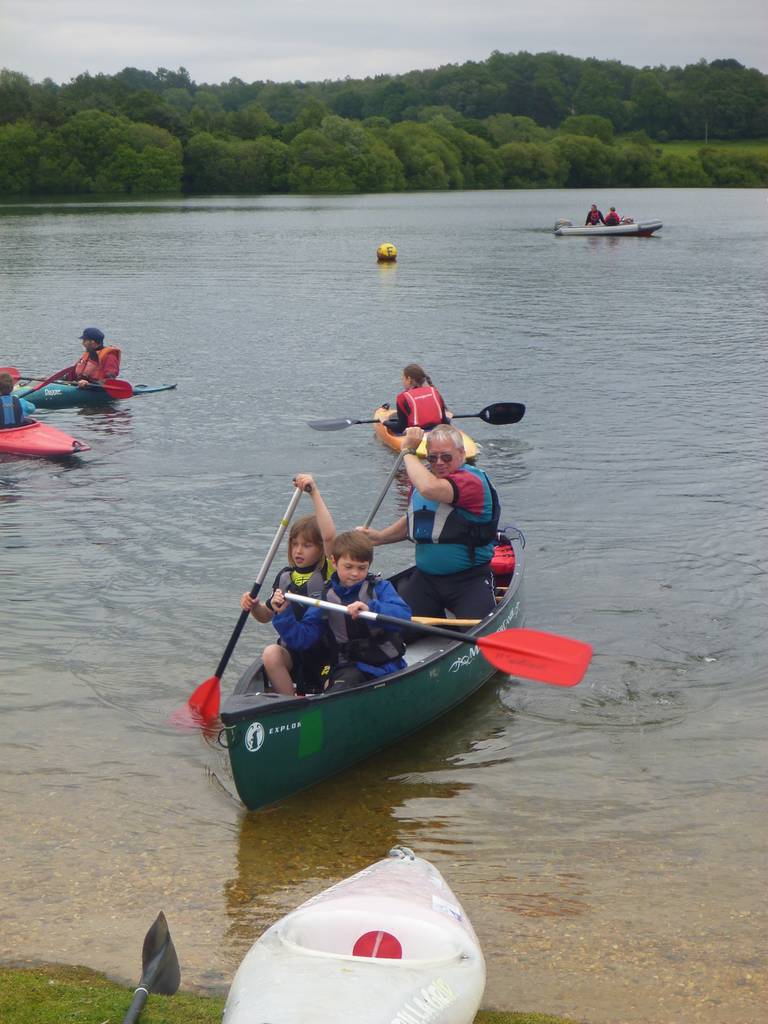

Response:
(387, 363), (452, 434)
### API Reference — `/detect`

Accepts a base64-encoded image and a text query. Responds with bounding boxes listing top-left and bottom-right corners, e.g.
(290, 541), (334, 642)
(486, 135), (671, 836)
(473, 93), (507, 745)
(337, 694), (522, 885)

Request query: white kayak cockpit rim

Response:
(277, 906), (470, 966)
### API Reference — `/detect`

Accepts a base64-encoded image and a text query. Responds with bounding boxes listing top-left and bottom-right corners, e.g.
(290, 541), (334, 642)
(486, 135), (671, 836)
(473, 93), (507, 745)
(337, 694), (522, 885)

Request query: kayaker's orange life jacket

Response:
(73, 346), (121, 382)
(399, 386), (445, 428)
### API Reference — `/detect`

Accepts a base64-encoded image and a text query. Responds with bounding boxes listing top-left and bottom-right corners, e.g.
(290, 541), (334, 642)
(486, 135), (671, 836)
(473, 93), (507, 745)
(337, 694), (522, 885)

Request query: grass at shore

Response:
(0, 964), (580, 1023)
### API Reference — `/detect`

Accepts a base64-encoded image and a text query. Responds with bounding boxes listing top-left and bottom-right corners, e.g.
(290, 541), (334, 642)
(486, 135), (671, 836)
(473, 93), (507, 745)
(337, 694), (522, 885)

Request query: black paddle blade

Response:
(477, 402), (526, 425)
(306, 417), (362, 431)
(140, 912), (180, 996)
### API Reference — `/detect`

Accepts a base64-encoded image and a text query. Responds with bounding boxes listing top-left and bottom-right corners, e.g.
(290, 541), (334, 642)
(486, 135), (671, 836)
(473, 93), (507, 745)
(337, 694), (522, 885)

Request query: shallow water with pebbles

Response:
(1, 189), (765, 1023)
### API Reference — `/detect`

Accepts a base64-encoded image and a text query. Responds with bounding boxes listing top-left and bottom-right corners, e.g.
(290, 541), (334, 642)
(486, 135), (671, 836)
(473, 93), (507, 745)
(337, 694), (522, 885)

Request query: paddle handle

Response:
(122, 987), (148, 1024)
(364, 450), (406, 528)
(284, 592), (478, 646)
(213, 488), (304, 679)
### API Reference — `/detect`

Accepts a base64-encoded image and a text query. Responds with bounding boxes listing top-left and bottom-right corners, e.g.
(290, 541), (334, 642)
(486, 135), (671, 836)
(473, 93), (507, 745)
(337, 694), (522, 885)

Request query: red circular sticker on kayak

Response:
(352, 930), (403, 959)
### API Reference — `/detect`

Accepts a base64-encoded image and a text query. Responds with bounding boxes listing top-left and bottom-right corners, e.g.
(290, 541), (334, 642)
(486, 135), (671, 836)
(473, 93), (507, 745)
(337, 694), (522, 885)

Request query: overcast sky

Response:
(1, 0), (766, 86)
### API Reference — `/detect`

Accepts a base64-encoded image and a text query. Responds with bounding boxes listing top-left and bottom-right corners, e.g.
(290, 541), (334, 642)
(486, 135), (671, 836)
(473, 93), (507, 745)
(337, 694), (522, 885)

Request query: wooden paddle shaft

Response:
(413, 616), (481, 626)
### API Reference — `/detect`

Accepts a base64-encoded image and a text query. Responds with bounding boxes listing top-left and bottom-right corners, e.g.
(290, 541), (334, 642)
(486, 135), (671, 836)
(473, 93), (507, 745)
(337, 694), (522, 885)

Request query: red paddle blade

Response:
(0, 367), (21, 382)
(102, 379), (133, 398)
(478, 628), (592, 687)
(187, 675), (221, 721)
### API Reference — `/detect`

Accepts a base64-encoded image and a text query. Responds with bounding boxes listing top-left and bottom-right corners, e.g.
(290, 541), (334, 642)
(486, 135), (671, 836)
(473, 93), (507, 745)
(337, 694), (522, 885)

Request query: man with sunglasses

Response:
(361, 424), (499, 619)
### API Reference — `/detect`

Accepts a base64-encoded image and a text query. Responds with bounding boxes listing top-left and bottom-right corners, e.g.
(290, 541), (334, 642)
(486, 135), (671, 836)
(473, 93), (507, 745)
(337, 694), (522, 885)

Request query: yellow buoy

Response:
(376, 242), (397, 262)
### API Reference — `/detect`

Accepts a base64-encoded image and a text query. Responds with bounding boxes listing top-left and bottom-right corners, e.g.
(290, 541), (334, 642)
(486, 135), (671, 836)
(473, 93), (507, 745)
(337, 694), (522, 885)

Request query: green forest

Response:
(0, 52), (766, 197)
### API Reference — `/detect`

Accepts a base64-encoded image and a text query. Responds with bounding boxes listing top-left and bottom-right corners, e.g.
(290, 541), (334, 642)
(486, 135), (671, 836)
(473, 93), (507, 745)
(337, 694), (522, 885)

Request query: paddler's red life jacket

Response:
(399, 385), (445, 428)
(604, 211), (620, 225)
(586, 209), (603, 225)
(73, 346), (121, 382)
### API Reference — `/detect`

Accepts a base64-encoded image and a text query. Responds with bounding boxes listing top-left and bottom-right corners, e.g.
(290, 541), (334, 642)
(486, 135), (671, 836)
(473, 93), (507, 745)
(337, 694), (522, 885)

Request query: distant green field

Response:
(657, 138), (768, 155)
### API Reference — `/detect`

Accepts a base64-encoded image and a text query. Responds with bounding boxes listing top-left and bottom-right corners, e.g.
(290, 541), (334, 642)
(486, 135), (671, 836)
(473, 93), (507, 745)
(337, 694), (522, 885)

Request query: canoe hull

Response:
(220, 539), (524, 811)
(14, 381), (177, 409)
(223, 847), (485, 1024)
(554, 219), (662, 237)
(373, 406), (479, 460)
(0, 418), (90, 457)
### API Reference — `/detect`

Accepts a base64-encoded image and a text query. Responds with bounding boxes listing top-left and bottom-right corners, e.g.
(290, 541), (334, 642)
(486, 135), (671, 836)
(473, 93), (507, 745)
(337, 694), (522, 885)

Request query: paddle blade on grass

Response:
(141, 911), (180, 996)
(478, 628), (592, 687)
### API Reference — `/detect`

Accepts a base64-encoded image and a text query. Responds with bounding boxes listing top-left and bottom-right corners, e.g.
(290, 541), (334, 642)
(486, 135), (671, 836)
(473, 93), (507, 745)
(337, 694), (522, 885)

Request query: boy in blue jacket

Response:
(270, 530), (411, 691)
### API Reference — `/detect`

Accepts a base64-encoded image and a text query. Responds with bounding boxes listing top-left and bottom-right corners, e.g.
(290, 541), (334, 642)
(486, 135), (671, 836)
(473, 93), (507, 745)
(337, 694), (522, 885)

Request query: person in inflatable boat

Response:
(604, 206), (621, 226)
(585, 203), (605, 225)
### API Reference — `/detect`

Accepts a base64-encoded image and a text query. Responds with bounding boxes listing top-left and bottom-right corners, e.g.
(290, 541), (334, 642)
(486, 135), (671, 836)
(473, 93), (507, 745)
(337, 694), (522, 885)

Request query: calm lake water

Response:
(1, 189), (765, 1024)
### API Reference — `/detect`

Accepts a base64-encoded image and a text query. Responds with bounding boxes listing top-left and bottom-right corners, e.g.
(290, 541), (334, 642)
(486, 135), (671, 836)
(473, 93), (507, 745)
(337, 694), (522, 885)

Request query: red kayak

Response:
(0, 418), (90, 457)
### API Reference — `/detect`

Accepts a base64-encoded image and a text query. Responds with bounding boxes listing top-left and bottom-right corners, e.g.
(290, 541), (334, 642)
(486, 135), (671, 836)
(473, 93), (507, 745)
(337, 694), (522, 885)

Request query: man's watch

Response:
(402, 447), (418, 457)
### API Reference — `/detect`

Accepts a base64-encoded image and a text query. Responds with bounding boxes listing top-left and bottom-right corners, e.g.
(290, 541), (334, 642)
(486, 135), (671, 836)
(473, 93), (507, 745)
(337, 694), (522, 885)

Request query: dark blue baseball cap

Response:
(80, 327), (105, 343)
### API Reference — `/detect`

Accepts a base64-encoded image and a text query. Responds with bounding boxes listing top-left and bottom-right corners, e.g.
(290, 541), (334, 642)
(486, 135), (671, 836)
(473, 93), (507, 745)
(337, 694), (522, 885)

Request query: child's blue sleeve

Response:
(272, 606), (324, 650)
(368, 579), (412, 624)
(20, 398), (36, 415)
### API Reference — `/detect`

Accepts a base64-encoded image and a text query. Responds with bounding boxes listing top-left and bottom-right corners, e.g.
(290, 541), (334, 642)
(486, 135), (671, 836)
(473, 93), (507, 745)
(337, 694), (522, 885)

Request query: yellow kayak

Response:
(372, 406), (479, 460)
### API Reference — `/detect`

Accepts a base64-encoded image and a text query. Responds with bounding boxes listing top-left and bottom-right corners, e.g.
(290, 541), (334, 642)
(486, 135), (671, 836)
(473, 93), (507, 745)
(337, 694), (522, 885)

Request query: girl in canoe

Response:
(240, 474), (336, 696)
(387, 363), (451, 434)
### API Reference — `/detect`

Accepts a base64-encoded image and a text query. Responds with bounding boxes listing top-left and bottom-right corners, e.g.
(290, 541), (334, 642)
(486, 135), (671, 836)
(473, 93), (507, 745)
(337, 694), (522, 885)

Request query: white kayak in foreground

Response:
(554, 218), (663, 236)
(223, 847), (486, 1024)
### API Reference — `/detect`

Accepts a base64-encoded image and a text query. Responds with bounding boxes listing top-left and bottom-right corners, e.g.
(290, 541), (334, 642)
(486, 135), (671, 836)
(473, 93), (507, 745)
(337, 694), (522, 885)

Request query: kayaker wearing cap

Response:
(359, 424), (500, 619)
(64, 328), (121, 389)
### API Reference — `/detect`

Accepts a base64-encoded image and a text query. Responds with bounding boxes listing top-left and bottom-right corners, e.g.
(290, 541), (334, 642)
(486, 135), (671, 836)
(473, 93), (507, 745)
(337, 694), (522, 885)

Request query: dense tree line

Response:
(0, 52), (766, 197)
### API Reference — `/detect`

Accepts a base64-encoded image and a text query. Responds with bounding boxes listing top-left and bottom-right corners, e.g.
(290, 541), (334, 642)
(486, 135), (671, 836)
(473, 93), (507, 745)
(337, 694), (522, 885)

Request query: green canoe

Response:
(219, 538), (525, 812)
(14, 381), (177, 409)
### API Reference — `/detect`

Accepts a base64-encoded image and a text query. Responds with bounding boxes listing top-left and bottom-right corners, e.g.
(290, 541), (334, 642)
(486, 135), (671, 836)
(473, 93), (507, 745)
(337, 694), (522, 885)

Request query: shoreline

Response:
(0, 963), (580, 1024)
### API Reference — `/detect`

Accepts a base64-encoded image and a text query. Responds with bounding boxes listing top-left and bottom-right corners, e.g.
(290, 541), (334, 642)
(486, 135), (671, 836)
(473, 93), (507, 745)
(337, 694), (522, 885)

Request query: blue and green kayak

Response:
(14, 380), (177, 409)
(219, 537), (525, 811)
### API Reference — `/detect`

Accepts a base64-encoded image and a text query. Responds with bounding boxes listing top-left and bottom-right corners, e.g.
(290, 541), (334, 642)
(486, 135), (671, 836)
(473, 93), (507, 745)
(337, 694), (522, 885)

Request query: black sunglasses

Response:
(426, 452), (454, 464)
